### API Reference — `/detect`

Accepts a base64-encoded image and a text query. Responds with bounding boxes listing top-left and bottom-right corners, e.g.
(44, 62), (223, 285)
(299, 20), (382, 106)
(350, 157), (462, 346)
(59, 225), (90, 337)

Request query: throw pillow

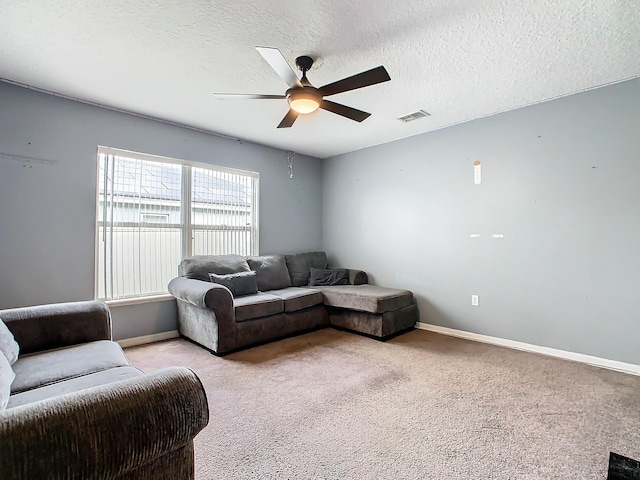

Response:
(309, 268), (350, 286)
(0, 319), (19, 365)
(0, 350), (15, 410)
(208, 271), (258, 298)
(180, 254), (251, 281)
(246, 255), (292, 291)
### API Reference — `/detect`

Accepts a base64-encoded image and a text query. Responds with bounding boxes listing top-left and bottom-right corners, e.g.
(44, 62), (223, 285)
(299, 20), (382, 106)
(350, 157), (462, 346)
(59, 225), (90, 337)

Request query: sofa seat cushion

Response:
(313, 285), (414, 314)
(233, 293), (284, 322)
(7, 366), (143, 409)
(268, 287), (324, 313)
(10, 340), (130, 394)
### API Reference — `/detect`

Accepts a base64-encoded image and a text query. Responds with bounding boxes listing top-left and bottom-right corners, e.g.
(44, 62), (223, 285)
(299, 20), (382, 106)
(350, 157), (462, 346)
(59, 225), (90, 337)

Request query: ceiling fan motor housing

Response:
(295, 55), (314, 72)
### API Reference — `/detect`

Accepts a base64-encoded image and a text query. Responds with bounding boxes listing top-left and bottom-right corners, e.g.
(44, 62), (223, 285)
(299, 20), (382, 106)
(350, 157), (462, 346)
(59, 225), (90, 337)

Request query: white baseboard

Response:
(117, 330), (180, 348)
(416, 322), (640, 376)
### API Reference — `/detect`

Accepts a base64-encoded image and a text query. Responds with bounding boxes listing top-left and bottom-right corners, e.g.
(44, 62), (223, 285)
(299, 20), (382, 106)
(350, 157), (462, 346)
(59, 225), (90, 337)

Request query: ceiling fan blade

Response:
(320, 100), (371, 122)
(213, 93), (286, 100)
(318, 66), (390, 97)
(277, 109), (299, 128)
(256, 46), (303, 90)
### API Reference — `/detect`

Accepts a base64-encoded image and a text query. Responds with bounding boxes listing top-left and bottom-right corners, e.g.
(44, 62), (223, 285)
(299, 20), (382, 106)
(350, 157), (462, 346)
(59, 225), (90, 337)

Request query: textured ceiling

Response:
(1, 0), (639, 159)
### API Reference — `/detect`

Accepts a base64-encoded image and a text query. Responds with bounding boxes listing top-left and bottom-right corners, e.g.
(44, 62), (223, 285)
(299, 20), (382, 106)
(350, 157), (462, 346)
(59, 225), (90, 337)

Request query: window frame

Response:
(94, 146), (260, 304)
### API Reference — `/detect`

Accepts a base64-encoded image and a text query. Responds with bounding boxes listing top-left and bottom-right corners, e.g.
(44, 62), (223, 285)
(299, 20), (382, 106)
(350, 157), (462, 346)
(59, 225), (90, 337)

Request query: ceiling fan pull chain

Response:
(287, 151), (295, 179)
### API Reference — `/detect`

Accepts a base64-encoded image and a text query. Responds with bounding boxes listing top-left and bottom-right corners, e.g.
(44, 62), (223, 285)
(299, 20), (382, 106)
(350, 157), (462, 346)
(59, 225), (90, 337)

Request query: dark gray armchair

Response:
(0, 301), (209, 480)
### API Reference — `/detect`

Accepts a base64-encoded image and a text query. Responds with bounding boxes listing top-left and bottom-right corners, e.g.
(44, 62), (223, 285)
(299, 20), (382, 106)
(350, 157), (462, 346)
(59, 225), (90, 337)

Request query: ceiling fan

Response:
(213, 46), (391, 128)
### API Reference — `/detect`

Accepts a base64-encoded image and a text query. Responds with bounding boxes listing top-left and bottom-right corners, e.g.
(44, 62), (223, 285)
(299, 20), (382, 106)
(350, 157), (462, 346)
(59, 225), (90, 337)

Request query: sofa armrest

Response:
(347, 269), (368, 285)
(0, 366), (209, 480)
(0, 301), (112, 355)
(168, 277), (236, 354)
(168, 277), (234, 310)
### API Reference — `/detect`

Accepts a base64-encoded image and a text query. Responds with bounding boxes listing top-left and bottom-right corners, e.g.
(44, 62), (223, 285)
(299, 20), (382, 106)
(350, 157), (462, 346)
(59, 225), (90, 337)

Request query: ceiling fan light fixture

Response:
(288, 90), (321, 114)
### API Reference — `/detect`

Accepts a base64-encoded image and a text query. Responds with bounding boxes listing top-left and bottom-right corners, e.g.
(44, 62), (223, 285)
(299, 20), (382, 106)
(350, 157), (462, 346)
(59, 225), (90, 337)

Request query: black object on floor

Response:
(608, 452), (640, 479)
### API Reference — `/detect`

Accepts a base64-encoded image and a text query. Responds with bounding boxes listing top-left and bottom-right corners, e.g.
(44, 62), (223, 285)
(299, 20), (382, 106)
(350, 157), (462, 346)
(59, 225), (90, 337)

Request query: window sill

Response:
(104, 294), (174, 308)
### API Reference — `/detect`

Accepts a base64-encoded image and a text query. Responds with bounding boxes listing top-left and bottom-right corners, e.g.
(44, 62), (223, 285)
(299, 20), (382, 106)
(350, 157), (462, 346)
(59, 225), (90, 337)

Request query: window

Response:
(96, 146), (259, 301)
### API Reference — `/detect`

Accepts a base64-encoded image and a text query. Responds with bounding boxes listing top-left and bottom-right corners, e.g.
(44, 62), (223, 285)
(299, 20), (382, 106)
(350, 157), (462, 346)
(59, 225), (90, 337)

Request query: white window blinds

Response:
(96, 147), (259, 301)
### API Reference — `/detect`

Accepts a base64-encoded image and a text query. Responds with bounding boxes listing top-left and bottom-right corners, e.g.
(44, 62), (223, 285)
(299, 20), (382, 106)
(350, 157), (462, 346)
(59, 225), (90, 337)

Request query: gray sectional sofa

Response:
(0, 300), (209, 480)
(168, 251), (418, 355)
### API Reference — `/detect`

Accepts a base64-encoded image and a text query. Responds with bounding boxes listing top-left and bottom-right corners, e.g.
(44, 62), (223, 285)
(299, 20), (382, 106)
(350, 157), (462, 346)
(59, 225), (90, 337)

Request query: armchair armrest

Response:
(0, 366), (209, 480)
(0, 301), (112, 355)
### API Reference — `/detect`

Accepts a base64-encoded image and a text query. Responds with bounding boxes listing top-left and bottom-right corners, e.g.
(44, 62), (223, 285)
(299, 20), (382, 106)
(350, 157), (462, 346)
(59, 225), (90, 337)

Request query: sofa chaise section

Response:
(314, 284), (419, 338)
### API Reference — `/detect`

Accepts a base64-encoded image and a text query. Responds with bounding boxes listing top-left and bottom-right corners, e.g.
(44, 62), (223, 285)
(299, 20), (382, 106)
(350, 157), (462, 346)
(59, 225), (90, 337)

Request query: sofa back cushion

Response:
(208, 271), (258, 298)
(246, 255), (292, 291)
(285, 251), (328, 287)
(180, 255), (250, 281)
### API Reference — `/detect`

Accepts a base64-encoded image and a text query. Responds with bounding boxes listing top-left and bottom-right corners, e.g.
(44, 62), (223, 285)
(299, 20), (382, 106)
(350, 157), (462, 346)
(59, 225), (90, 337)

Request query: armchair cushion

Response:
(0, 319), (19, 365)
(11, 340), (130, 394)
(247, 254), (292, 291)
(208, 271), (258, 298)
(8, 366), (142, 408)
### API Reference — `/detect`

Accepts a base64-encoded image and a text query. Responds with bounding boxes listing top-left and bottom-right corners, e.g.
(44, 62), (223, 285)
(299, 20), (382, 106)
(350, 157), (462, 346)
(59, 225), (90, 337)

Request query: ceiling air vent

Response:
(397, 110), (431, 122)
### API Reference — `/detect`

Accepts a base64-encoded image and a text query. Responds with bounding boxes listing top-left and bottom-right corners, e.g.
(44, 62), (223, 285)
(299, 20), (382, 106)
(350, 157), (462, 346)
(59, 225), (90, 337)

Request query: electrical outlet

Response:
(471, 295), (479, 306)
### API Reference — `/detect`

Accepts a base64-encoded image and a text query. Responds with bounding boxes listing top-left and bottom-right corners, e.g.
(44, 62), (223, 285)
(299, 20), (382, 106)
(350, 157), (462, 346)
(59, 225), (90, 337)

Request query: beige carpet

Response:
(125, 329), (640, 479)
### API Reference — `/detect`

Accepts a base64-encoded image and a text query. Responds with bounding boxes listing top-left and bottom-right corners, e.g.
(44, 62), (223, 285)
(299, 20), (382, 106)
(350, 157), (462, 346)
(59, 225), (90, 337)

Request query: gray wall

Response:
(0, 81), (323, 339)
(323, 78), (640, 365)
